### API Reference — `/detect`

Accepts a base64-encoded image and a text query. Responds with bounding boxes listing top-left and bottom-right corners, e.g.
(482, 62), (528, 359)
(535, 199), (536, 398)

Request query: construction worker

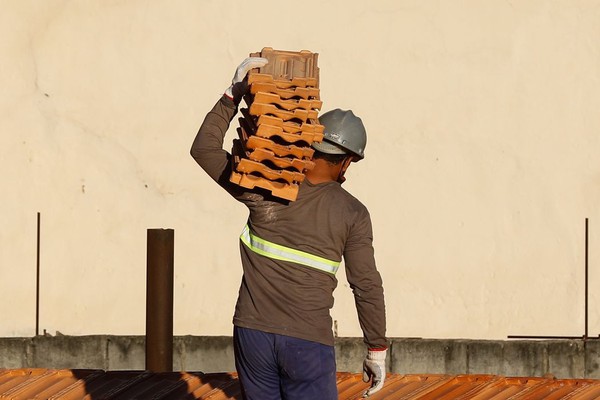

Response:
(191, 57), (387, 400)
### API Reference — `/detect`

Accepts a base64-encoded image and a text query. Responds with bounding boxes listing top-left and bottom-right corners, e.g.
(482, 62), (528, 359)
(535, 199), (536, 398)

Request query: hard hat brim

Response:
(312, 140), (348, 155)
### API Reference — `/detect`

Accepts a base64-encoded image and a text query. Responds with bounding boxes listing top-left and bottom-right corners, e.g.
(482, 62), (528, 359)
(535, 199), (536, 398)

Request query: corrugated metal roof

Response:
(2, 369), (600, 399)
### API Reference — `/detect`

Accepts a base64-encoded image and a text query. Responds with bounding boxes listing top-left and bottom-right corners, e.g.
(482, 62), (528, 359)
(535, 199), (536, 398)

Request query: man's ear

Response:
(341, 156), (353, 172)
(336, 156), (353, 184)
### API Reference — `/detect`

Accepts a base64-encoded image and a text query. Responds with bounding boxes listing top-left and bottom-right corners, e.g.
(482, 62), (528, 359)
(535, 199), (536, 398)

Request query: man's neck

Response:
(304, 158), (345, 184)
(304, 171), (335, 185)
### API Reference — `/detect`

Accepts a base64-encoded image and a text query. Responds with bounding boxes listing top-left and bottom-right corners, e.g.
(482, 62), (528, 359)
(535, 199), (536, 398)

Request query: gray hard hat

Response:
(312, 109), (367, 160)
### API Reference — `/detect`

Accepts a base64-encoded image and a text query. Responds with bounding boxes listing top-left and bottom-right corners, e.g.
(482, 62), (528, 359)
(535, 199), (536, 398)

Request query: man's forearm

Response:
(354, 284), (387, 349)
(190, 95), (237, 182)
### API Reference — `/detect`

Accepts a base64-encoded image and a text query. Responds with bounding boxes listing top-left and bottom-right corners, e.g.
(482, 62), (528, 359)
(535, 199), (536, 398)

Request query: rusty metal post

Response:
(585, 218), (589, 340)
(36, 212), (41, 337)
(146, 228), (174, 372)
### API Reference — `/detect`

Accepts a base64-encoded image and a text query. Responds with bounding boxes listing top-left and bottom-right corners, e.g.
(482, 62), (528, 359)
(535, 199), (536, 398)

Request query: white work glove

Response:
(362, 348), (387, 397)
(224, 57), (268, 103)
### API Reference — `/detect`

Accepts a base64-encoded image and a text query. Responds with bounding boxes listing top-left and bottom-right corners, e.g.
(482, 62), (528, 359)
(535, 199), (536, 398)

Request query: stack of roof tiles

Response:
(229, 47), (324, 201)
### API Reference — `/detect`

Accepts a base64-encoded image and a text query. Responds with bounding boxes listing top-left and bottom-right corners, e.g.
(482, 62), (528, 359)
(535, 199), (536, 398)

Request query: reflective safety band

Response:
(240, 224), (341, 275)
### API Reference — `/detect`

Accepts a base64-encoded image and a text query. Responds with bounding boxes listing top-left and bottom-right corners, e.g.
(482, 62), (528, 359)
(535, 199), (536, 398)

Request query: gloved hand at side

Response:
(362, 348), (387, 397)
(224, 57), (268, 104)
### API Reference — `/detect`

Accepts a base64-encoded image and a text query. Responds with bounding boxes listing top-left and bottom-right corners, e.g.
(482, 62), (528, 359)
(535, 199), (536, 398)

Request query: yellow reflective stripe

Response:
(240, 224), (340, 275)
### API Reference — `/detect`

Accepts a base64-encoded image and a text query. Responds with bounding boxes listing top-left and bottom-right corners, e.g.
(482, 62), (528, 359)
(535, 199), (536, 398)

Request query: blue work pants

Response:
(233, 326), (338, 400)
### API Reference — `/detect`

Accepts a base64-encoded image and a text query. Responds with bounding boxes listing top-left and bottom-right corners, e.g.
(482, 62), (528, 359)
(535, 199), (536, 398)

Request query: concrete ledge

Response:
(466, 340), (504, 374)
(335, 337), (368, 373)
(392, 338), (468, 375)
(1, 336), (598, 379)
(549, 340), (585, 378)
(107, 336), (145, 370)
(585, 340), (600, 379)
(31, 335), (108, 370)
(175, 336), (235, 373)
(0, 337), (31, 369)
(499, 340), (548, 377)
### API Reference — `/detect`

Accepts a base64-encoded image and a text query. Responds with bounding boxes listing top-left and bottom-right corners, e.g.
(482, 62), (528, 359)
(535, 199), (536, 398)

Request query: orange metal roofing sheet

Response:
(2, 369), (600, 399)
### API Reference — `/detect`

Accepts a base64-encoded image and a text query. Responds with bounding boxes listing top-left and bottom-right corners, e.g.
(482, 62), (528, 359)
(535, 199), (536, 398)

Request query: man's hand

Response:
(224, 57), (268, 103)
(362, 348), (387, 397)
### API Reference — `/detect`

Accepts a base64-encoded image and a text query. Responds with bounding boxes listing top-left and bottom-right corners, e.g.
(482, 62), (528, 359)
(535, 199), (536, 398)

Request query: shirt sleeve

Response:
(190, 95), (250, 198)
(343, 208), (388, 349)
(190, 95), (236, 180)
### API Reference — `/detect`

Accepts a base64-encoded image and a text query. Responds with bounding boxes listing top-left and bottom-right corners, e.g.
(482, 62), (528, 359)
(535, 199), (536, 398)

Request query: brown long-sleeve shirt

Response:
(191, 95), (387, 348)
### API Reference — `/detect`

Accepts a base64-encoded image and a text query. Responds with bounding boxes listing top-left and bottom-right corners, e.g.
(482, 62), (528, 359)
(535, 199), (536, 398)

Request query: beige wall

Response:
(2, 0), (599, 340)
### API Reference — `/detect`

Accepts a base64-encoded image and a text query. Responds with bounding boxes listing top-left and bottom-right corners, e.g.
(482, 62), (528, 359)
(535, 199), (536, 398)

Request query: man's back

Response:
(234, 178), (376, 346)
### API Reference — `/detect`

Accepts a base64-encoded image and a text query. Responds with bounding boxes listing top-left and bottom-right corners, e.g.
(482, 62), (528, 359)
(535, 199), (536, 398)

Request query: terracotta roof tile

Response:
(2, 369), (600, 399)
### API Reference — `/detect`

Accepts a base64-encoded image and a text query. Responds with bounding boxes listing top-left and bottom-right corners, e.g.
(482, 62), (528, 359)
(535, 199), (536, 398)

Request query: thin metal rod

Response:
(146, 228), (174, 373)
(507, 335), (585, 340)
(36, 212), (40, 337)
(508, 218), (594, 341)
(585, 217), (589, 340)
(508, 218), (596, 341)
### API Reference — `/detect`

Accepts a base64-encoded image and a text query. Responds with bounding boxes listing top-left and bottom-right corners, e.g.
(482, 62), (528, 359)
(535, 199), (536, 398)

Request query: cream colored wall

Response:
(1, 0), (599, 339)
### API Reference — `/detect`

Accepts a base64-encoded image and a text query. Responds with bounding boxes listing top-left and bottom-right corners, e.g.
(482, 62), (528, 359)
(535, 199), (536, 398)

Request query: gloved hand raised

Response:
(362, 348), (387, 397)
(224, 57), (268, 104)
